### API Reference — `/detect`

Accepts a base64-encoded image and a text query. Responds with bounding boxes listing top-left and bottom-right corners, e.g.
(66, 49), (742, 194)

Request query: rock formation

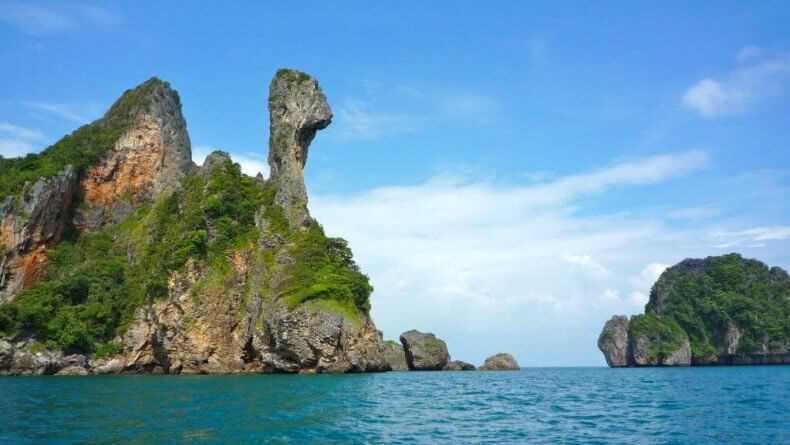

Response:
(76, 78), (193, 230)
(399, 330), (450, 370)
(267, 69), (332, 229)
(599, 254), (790, 367)
(0, 167), (78, 302)
(383, 340), (409, 371)
(0, 69), (390, 375)
(479, 353), (520, 370)
(444, 360), (476, 371)
(597, 315), (631, 367)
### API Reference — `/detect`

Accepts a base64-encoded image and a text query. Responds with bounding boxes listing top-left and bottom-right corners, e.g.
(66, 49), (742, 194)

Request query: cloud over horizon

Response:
(309, 150), (741, 366)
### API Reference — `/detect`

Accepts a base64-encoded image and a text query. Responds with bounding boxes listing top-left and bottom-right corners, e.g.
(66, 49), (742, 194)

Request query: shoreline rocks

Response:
(479, 353), (520, 371)
(444, 360), (476, 371)
(383, 341), (408, 371)
(400, 330), (449, 371)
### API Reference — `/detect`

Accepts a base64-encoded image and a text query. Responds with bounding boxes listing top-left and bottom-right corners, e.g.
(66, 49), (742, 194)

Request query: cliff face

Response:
(0, 167), (78, 302)
(0, 69), (388, 375)
(76, 78), (193, 230)
(599, 254), (790, 367)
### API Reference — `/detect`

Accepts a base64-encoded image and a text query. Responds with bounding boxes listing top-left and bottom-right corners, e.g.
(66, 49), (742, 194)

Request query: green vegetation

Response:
(0, 154), (372, 353)
(0, 78), (165, 201)
(279, 225), (372, 318)
(629, 314), (687, 361)
(275, 68), (311, 85)
(645, 254), (790, 359)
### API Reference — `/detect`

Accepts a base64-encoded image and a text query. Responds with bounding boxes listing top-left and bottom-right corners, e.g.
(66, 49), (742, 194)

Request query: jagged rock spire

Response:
(267, 69), (332, 228)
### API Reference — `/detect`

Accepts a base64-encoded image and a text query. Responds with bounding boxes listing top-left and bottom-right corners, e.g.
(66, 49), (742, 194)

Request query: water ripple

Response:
(0, 367), (788, 444)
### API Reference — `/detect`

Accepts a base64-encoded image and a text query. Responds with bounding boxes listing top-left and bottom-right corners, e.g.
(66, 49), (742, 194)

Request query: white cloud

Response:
(712, 225), (790, 248)
(683, 49), (790, 117)
(23, 102), (91, 125)
(192, 145), (269, 178)
(0, 3), (121, 35)
(0, 122), (45, 157)
(310, 151), (713, 365)
(562, 255), (608, 275)
(331, 100), (416, 141)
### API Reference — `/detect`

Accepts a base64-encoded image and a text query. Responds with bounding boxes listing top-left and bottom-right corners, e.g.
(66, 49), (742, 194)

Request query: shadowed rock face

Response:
(399, 330), (450, 370)
(0, 166), (78, 303)
(383, 341), (408, 371)
(444, 360), (476, 371)
(630, 330), (691, 366)
(598, 315), (631, 367)
(268, 69), (332, 229)
(479, 353), (520, 371)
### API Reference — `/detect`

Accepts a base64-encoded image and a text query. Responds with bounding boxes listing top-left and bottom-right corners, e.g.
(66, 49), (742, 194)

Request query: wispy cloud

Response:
(310, 150), (714, 365)
(712, 225), (790, 248)
(192, 145), (269, 178)
(0, 122), (45, 157)
(0, 3), (122, 35)
(331, 84), (500, 142)
(332, 100), (417, 141)
(23, 101), (92, 125)
(683, 48), (790, 117)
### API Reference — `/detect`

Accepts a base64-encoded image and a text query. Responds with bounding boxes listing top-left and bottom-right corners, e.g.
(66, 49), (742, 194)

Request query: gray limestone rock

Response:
(597, 315), (631, 367)
(479, 353), (520, 371)
(444, 360), (476, 371)
(267, 69), (332, 229)
(383, 340), (408, 371)
(399, 330), (450, 371)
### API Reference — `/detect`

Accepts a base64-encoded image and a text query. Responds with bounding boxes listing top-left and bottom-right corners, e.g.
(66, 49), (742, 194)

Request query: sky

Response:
(1, 1), (789, 366)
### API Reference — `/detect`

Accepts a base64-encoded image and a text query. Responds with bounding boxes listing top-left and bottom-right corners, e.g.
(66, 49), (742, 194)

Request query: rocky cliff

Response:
(0, 69), (389, 375)
(599, 254), (790, 367)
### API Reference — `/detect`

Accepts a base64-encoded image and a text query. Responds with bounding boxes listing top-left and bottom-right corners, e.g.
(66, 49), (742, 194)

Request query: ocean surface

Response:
(1, 367), (788, 444)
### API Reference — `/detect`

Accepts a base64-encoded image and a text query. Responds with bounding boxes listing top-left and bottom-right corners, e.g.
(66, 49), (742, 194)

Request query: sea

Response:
(1, 366), (788, 444)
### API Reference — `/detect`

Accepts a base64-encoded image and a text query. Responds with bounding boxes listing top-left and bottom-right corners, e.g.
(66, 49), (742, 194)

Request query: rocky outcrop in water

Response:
(268, 69), (332, 229)
(399, 330), (450, 370)
(383, 340), (409, 371)
(479, 353), (520, 370)
(599, 254), (790, 367)
(444, 360), (476, 371)
(0, 167), (78, 303)
(598, 315), (631, 367)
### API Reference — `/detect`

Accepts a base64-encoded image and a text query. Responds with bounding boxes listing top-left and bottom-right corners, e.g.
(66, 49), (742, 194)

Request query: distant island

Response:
(599, 254), (790, 367)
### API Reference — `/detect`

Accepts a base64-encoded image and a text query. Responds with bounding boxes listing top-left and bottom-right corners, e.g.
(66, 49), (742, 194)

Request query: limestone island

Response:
(0, 69), (519, 376)
(599, 254), (790, 367)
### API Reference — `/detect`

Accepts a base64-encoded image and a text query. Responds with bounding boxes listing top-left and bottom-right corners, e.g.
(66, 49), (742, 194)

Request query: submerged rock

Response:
(598, 315), (631, 367)
(399, 330), (449, 371)
(479, 353), (519, 371)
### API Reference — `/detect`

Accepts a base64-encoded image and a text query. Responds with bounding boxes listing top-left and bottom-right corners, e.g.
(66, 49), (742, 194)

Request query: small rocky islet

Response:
(0, 69), (517, 376)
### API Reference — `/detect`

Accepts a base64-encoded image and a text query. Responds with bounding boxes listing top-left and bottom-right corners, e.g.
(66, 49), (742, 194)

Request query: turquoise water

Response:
(1, 367), (788, 444)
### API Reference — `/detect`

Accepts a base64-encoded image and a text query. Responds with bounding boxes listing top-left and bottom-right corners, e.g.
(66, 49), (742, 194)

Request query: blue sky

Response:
(1, 1), (789, 366)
